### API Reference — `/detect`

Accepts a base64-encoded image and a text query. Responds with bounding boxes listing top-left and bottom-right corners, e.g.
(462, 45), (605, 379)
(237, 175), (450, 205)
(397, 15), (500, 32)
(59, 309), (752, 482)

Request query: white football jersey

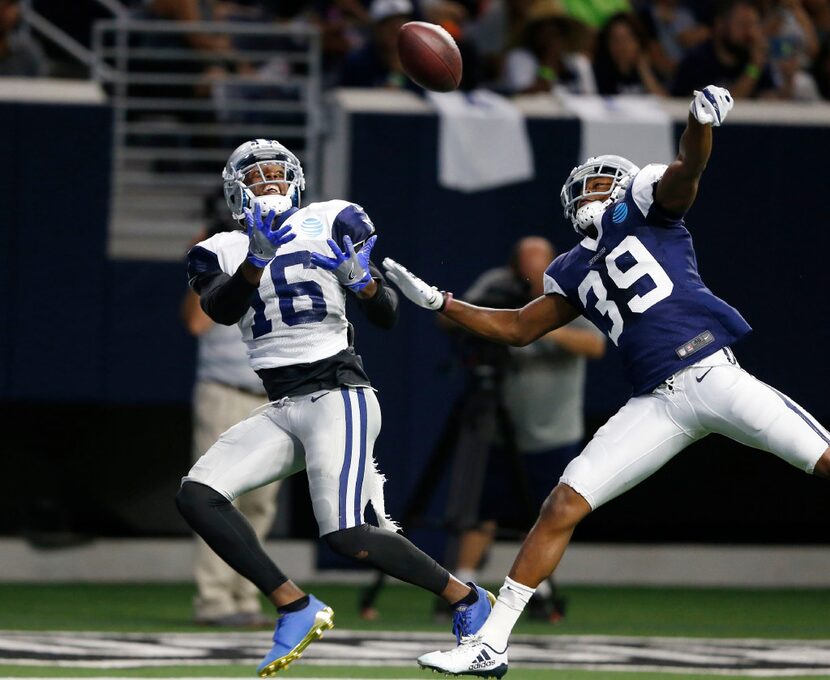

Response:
(192, 199), (375, 370)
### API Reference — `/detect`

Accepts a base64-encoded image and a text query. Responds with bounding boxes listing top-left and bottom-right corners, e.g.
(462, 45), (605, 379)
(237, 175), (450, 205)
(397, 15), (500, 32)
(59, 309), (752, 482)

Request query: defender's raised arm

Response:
(656, 86), (733, 215)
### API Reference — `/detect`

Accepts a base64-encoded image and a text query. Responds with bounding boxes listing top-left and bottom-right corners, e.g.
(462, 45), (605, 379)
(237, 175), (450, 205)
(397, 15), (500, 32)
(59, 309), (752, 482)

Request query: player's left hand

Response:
(310, 235), (376, 292)
(245, 202), (296, 268)
(382, 258), (446, 311)
(690, 85), (733, 127)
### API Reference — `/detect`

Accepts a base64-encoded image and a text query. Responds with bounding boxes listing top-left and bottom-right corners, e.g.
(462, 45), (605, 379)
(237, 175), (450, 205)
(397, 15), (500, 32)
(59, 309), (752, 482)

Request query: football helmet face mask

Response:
(223, 139), (305, 223)
(560, 155), (640, 236)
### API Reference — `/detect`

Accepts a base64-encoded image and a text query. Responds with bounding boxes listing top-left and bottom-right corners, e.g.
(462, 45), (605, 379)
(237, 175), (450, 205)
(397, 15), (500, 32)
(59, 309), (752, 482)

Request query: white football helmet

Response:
(222, 139), (305, 223)
(560, 155), (639, 236)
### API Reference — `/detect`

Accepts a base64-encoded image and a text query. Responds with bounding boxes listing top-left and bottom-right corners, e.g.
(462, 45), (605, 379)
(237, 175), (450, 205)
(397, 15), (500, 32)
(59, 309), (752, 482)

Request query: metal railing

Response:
(20, 0), (124, 77)
(90, 18), (323, 258)
(17, 6), (324, 259)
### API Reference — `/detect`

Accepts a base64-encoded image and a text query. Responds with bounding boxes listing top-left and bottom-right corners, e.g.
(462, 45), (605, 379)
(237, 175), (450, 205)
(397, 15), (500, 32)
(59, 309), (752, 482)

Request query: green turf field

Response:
(2, 582), (829, 637)
(2, 583), (829, 679)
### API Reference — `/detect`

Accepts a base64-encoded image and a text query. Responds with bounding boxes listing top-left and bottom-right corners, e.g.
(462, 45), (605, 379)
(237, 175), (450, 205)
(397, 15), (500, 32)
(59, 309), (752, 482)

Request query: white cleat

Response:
(417, 636), (508, 678)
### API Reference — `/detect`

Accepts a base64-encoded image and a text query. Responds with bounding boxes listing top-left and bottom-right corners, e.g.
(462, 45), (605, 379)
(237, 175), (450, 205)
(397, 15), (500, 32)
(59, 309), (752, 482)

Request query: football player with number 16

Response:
(384, 85), (830, 678)
(178, 139), (495, 677)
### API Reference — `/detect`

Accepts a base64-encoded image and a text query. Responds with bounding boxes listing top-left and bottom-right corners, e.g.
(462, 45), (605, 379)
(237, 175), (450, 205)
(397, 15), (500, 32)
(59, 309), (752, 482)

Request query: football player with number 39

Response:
(178, 139), (494, 677)
(384, 86), (830, 678)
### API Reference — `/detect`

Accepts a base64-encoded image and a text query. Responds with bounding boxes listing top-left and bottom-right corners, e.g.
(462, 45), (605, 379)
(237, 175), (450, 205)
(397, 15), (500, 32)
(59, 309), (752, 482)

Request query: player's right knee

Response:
(323, 524), (371, 559)
(538, 484), (590, 531)
(175, 481), (229, 521)
(813, 448), (830, 479)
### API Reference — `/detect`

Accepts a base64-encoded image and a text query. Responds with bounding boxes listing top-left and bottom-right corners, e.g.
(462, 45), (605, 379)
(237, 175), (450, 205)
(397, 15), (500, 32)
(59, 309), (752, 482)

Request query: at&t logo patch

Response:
(612, 202), (628, 223)
(299, 217), (324, 236)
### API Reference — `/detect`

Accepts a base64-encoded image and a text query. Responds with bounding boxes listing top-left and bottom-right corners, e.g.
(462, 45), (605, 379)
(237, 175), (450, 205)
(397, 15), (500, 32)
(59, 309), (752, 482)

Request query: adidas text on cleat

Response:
(257, 595), (334, 677)
(417, 636), (508, 678)
(452, 584), (497, 643)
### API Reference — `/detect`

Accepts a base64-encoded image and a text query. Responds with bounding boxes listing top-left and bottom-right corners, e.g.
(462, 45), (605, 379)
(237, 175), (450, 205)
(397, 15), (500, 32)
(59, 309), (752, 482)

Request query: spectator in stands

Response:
(0, 0), (48, 77)
(500, 0), (595, 94)
(761, 0), (821, 99)
(671, 0), (778, 98)
(311, 0), (371, 86)
(593, 12), (668, 95)
(638, 0), (710, 82)
(465, 0), (536, 87)
(339, 0), (416, 88)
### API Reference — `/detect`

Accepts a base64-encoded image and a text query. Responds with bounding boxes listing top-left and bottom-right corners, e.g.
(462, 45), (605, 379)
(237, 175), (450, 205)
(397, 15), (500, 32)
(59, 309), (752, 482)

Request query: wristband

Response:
(744, 63), (761, 80)
(538, 66), (557, 83)
(246, 252), (270, 269)
(439, 291), (453, 312)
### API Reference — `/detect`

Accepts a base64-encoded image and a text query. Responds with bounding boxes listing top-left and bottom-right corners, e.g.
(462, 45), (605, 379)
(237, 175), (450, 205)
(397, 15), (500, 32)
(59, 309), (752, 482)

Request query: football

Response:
(397, 21), (462, 92)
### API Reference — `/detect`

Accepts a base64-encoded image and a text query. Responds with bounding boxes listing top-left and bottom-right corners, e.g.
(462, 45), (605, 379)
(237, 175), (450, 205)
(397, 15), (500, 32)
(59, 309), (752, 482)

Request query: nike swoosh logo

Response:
(347, 270), (357, 280)
(310, 393), (329, 403)
(695, 367), (714, 383)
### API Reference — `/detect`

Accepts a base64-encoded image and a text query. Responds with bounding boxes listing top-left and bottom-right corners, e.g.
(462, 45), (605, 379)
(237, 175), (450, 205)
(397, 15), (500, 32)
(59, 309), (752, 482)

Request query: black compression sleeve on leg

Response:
(176, 481), (287, 595)
(324, 524), (450, 595)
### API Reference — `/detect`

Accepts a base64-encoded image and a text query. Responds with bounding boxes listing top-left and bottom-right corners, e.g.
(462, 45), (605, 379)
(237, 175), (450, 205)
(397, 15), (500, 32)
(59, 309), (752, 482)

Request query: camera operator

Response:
(443, 236), (605, 622)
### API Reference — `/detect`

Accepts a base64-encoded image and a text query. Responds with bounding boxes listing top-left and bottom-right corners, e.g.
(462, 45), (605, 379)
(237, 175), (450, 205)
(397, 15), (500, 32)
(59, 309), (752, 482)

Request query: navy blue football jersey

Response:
(545, 164), (751, 395)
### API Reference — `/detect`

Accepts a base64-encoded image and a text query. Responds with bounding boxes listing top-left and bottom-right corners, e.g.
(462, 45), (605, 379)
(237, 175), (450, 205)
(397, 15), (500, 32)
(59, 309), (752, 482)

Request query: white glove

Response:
(382, 257), (446, 311)
(690, 85), (733, 127)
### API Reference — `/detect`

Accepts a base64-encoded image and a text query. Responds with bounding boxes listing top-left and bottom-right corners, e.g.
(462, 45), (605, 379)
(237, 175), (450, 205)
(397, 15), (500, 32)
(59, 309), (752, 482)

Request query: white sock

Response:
(477, 577), (535, 650)
(455, 568), (478, 586)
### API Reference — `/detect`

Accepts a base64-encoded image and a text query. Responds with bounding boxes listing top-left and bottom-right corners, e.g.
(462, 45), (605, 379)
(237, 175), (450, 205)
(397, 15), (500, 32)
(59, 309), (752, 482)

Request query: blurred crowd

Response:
(9, 0), (830, 102)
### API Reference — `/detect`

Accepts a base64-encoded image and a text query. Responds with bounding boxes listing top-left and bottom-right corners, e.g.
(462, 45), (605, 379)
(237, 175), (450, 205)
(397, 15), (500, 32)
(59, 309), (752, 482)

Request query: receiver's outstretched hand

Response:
(310, 235), (376, 292)
(245, 202), (296, 268)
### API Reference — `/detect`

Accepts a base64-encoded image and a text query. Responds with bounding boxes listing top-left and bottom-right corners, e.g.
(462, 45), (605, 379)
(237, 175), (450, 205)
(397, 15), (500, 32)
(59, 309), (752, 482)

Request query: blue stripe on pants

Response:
(772, 387), (830, 447)
(338, 388), (353, 529)
(353, 388), (369, 526)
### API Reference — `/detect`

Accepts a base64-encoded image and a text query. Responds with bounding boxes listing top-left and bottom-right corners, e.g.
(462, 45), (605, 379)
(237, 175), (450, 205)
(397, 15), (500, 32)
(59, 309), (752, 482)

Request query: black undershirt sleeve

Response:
(195, 266), (259, 326)
(354, 262), (398, 330)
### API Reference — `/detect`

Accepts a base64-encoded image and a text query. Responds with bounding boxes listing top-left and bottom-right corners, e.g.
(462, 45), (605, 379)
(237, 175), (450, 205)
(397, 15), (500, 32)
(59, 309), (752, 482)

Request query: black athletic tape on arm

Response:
(199, 267), (259, 325)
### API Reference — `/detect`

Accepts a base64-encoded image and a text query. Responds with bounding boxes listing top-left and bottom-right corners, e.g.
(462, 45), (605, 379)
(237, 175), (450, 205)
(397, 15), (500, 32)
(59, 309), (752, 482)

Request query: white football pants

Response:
(184, 386), (397, 536)
(561, 348), (829, 509)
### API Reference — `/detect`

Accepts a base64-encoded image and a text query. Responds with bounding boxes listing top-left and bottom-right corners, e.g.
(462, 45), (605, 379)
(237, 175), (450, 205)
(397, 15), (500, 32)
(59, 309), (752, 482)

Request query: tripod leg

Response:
(358, 571), (386, 620)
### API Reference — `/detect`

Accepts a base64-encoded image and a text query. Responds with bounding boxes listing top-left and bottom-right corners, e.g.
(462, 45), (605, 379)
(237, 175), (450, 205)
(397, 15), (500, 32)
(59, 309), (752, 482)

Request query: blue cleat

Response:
(452, 583), (497, 644)
(256, 594), (334, 677)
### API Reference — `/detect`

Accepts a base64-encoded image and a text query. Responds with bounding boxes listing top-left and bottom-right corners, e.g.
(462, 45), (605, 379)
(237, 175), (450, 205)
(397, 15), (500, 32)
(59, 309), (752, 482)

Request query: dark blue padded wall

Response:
(0, 102), (111, 401)
(103, 260), (195, 403)
(0, 105), (15, 397)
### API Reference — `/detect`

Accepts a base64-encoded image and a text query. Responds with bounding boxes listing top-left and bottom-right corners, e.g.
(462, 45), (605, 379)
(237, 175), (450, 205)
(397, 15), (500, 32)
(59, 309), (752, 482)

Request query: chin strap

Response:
(573, 199), (609, 236)
(251, 193), (294, 217)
